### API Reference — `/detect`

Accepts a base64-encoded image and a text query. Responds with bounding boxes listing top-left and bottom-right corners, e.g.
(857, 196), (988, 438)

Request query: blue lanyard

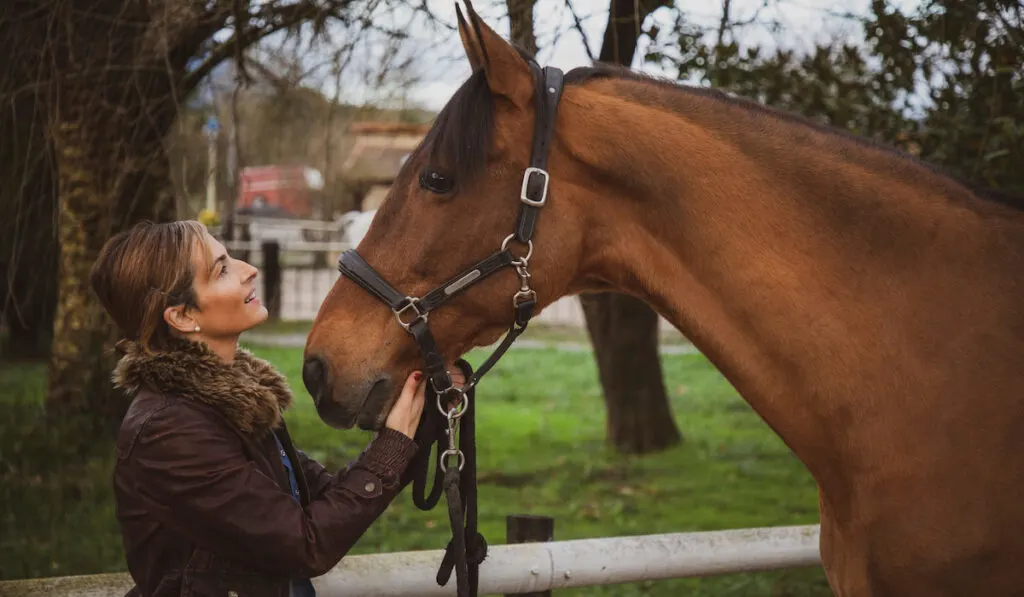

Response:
(273, 432), (316, 597)
(273, 432), (301, 503)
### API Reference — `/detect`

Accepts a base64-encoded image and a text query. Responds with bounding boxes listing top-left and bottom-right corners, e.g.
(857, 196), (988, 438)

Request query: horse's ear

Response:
(456, 4), (485, 73)
(456, 1), (534, 109)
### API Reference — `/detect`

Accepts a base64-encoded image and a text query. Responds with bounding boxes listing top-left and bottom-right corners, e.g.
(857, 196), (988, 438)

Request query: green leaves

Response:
(645, 0), (1024, 196)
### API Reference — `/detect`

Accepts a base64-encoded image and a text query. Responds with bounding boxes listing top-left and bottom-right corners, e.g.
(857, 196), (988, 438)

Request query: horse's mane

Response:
(414, 57), (1024, 211)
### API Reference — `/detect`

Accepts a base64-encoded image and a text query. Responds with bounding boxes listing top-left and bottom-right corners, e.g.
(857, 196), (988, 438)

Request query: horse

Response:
(302, 2), (1024, 595)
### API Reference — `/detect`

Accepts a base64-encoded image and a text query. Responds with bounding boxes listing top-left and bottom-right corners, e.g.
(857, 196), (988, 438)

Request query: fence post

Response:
(234, 218), (251, 264)
(261, 241), (281, 320)
(505, 514), (554, 597)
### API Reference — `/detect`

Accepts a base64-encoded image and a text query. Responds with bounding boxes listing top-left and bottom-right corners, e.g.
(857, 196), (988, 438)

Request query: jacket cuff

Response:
(359, 428), (419, 480)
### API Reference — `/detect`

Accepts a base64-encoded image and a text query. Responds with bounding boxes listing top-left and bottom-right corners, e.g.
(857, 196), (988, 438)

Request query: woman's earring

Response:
(194, 325), (201, 333)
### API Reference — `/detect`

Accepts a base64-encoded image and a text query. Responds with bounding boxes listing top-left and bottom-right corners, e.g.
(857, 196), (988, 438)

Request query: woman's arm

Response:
(293, 448), (334, 498)
(121, 404), (417, 578)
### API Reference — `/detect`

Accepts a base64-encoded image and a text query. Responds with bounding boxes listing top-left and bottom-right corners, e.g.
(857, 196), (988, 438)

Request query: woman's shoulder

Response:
(115, 386), (242, 461)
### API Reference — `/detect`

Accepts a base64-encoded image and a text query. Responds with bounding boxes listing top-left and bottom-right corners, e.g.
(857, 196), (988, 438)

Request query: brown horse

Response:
(303, 2), (1024, 595)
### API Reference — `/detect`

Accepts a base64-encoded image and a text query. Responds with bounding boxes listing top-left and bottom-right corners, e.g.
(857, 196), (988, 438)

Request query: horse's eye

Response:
(419, 169), (455, 194)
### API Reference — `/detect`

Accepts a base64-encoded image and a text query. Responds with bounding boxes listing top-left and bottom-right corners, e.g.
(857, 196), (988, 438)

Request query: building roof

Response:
(341, 121), (428, 182)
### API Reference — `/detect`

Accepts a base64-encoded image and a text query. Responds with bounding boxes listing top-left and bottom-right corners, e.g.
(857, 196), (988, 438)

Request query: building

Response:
(341, 122), (430, 211)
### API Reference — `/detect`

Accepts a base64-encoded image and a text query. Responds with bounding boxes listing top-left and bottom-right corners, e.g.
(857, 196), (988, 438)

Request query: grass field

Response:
(0, 340), (831, 596)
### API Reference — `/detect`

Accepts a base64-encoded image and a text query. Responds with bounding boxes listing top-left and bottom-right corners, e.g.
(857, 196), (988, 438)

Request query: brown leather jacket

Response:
(111, 338), (418, 597)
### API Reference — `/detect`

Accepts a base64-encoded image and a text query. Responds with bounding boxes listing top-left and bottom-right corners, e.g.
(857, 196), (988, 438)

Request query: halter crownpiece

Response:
(336, 62), (565, 597)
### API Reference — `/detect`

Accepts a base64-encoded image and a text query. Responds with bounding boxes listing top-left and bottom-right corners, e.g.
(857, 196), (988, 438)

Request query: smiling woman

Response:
(85, 219), (460, 597)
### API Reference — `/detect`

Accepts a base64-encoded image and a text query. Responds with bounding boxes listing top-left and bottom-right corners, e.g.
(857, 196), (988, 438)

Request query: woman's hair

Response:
(90, 220), (212, 353)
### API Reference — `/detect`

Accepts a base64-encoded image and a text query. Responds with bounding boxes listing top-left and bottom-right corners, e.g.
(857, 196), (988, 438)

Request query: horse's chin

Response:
(355, 378), (394, 431)
(314, 376), (394, 431)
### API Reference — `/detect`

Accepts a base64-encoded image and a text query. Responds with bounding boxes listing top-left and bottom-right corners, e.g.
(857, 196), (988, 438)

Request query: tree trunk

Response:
(47, 104), (176, 434)
(597, 0), (669, 66)
(580, 293), (679, 453)
(47, 119), (126, 431)
(505, 0), (538, 56)
(579, 0), (680, 455)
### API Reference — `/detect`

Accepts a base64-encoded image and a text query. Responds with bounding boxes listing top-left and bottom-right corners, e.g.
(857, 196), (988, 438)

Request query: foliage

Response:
(646, 0), (1023, 194)
(0, 347), (828, 595)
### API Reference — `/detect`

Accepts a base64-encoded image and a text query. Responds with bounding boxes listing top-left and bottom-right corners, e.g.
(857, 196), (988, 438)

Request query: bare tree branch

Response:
(180, 0), (366, 95)
(564, 0), (596, 62)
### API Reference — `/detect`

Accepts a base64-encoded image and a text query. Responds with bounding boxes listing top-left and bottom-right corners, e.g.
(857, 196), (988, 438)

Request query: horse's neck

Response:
(559, 81), (1024, 484)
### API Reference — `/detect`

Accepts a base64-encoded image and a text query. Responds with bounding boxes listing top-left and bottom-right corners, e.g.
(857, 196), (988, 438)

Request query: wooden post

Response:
(261, 241), (281, 320)
(505, 514), (554, 597)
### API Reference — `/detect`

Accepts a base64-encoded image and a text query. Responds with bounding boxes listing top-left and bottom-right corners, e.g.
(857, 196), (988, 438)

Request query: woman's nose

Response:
(244, 262), (259, 282)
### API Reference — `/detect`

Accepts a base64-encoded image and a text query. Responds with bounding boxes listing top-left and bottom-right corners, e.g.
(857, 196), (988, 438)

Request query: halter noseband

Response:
(337, 62), (564, 398)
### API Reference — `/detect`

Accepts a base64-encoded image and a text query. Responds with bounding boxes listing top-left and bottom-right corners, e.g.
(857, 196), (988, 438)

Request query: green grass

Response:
(0, 346), (830, 596)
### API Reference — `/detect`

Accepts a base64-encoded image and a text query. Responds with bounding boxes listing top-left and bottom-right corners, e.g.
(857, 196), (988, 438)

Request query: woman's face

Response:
(190, 233), (268, 339)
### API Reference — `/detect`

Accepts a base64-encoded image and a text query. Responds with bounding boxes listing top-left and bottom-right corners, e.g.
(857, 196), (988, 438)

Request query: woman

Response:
(90, 220), (461, 597)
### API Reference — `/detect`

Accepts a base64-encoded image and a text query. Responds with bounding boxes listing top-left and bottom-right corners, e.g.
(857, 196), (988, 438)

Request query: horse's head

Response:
(303, 2), (588, 430)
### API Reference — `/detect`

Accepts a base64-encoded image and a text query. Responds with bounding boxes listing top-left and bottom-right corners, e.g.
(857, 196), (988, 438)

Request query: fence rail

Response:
(0, 525), (821, 596)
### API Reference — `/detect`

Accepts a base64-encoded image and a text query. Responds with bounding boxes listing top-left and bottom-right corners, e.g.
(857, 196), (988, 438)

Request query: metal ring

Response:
(500, 234), (534, 263)
(436, 385), (469, 419)
(439, 449), (466, 473)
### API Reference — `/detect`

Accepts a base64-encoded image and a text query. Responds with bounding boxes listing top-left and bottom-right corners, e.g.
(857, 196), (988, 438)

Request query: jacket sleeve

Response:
(122, 403), (418, 578)
(294, 449), (334, 498)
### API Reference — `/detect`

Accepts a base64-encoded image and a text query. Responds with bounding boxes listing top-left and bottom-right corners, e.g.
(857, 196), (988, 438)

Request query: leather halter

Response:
(336, 62), (565, 597)
(337, 62), (564, 398)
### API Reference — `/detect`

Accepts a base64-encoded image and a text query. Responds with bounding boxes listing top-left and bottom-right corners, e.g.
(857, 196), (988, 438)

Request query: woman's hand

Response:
(385, 365), (468, 439)
(386, 371), (426, 439)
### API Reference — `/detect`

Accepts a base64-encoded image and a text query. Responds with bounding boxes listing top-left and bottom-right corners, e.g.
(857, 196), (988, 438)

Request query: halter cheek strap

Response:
(336, 63), (565, 597)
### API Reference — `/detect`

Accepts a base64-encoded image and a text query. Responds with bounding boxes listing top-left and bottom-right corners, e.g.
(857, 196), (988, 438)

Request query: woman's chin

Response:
(244, 303), (270, 330)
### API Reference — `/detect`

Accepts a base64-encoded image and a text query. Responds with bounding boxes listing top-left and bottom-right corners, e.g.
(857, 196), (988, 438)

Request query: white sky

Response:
(319, 0), (921, 112)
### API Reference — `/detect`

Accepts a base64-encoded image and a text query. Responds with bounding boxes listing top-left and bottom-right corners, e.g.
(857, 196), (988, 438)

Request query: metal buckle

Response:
(393, 297), (426, 331)
(520, 167), (549, 207)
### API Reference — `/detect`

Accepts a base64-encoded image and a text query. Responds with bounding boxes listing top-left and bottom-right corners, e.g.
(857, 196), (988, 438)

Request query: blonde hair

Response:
(90, 220), (212, 352)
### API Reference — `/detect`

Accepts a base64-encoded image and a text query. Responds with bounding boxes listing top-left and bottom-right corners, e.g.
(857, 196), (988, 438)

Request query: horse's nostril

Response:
(302, 356), (329, 404)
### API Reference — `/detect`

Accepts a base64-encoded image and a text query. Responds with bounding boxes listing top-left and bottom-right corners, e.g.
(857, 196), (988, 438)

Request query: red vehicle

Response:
(235, 165), (323, 218)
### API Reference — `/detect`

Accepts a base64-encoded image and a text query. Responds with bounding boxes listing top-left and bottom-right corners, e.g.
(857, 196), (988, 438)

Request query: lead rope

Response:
(407, 358), (487, 597)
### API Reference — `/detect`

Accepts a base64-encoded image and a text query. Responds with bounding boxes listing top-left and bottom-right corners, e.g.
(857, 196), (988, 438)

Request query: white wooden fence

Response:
(0, 525), (821, 596)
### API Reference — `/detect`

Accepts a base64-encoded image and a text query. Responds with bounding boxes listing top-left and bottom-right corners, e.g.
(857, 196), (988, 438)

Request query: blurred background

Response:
(0, 1), (1020, 595)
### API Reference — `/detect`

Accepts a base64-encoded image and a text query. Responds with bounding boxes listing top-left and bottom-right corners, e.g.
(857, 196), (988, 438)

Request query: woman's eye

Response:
(219, 265), (228, 277)
(419, 169), (455, 194)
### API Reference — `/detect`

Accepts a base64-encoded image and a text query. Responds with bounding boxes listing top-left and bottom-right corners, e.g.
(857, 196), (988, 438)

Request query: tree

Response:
(0, 0), (388, 434)
(578, 0), (681, 456)
(646, 0), (1022, 194)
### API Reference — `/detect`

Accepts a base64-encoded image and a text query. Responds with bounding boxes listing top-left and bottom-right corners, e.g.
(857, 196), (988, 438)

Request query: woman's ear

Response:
(164, 304), (199, 335)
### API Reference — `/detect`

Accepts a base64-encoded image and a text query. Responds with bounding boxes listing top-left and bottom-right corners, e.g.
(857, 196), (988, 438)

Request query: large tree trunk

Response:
(47, 96), (177, 433)
(579, 0), (680, 455)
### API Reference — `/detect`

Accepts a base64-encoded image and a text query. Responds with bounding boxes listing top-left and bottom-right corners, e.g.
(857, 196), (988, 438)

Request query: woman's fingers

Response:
(385, 371), (425, 438)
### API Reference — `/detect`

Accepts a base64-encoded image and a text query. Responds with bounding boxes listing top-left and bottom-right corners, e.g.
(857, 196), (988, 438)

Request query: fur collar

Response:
(113, 338), (293, 436)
